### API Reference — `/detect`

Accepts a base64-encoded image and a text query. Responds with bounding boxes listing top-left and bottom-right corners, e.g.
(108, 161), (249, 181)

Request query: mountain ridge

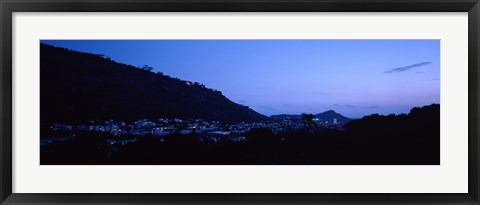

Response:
(40, 43), (269, 123)
(270, 110), (350, 123)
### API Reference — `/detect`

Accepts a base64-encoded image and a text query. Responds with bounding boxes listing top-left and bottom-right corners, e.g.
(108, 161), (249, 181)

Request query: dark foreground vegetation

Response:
(41, 104), (440, 165)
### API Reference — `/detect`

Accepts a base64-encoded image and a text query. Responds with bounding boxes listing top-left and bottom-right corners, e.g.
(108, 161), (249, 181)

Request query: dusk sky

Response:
(41, 40), (440, 118)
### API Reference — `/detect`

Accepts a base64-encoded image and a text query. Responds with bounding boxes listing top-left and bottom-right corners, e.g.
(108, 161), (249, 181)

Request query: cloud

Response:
(383, 62), (431, 74)
(366, 105), (379, 109)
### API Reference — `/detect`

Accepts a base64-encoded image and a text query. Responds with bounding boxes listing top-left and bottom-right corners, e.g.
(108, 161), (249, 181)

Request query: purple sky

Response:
(41, 40), (440, 118)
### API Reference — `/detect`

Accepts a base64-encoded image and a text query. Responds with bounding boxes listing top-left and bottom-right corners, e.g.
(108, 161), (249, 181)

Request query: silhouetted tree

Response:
(141, 65), (153, 72)
(301, 113), (315, 133)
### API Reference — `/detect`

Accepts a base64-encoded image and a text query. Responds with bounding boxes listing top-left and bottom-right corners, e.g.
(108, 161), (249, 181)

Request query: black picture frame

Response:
(1, 0), (479, 204)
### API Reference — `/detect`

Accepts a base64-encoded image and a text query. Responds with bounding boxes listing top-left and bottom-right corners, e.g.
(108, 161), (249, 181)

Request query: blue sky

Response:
(41, 40), (440, 118)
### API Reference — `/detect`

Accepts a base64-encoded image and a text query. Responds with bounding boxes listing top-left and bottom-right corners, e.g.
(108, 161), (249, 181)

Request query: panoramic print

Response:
(40, 40), (440, 165)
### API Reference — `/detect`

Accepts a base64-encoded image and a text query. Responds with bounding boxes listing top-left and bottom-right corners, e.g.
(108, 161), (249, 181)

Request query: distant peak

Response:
(315, 110), (350, 121)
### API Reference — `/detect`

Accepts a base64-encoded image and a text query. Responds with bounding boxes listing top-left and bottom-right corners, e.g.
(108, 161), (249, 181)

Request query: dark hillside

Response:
(40, 44), (269, 123)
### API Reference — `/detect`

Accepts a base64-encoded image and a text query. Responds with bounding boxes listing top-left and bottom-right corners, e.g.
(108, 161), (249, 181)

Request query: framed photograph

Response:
(1, 0), (479, 204)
